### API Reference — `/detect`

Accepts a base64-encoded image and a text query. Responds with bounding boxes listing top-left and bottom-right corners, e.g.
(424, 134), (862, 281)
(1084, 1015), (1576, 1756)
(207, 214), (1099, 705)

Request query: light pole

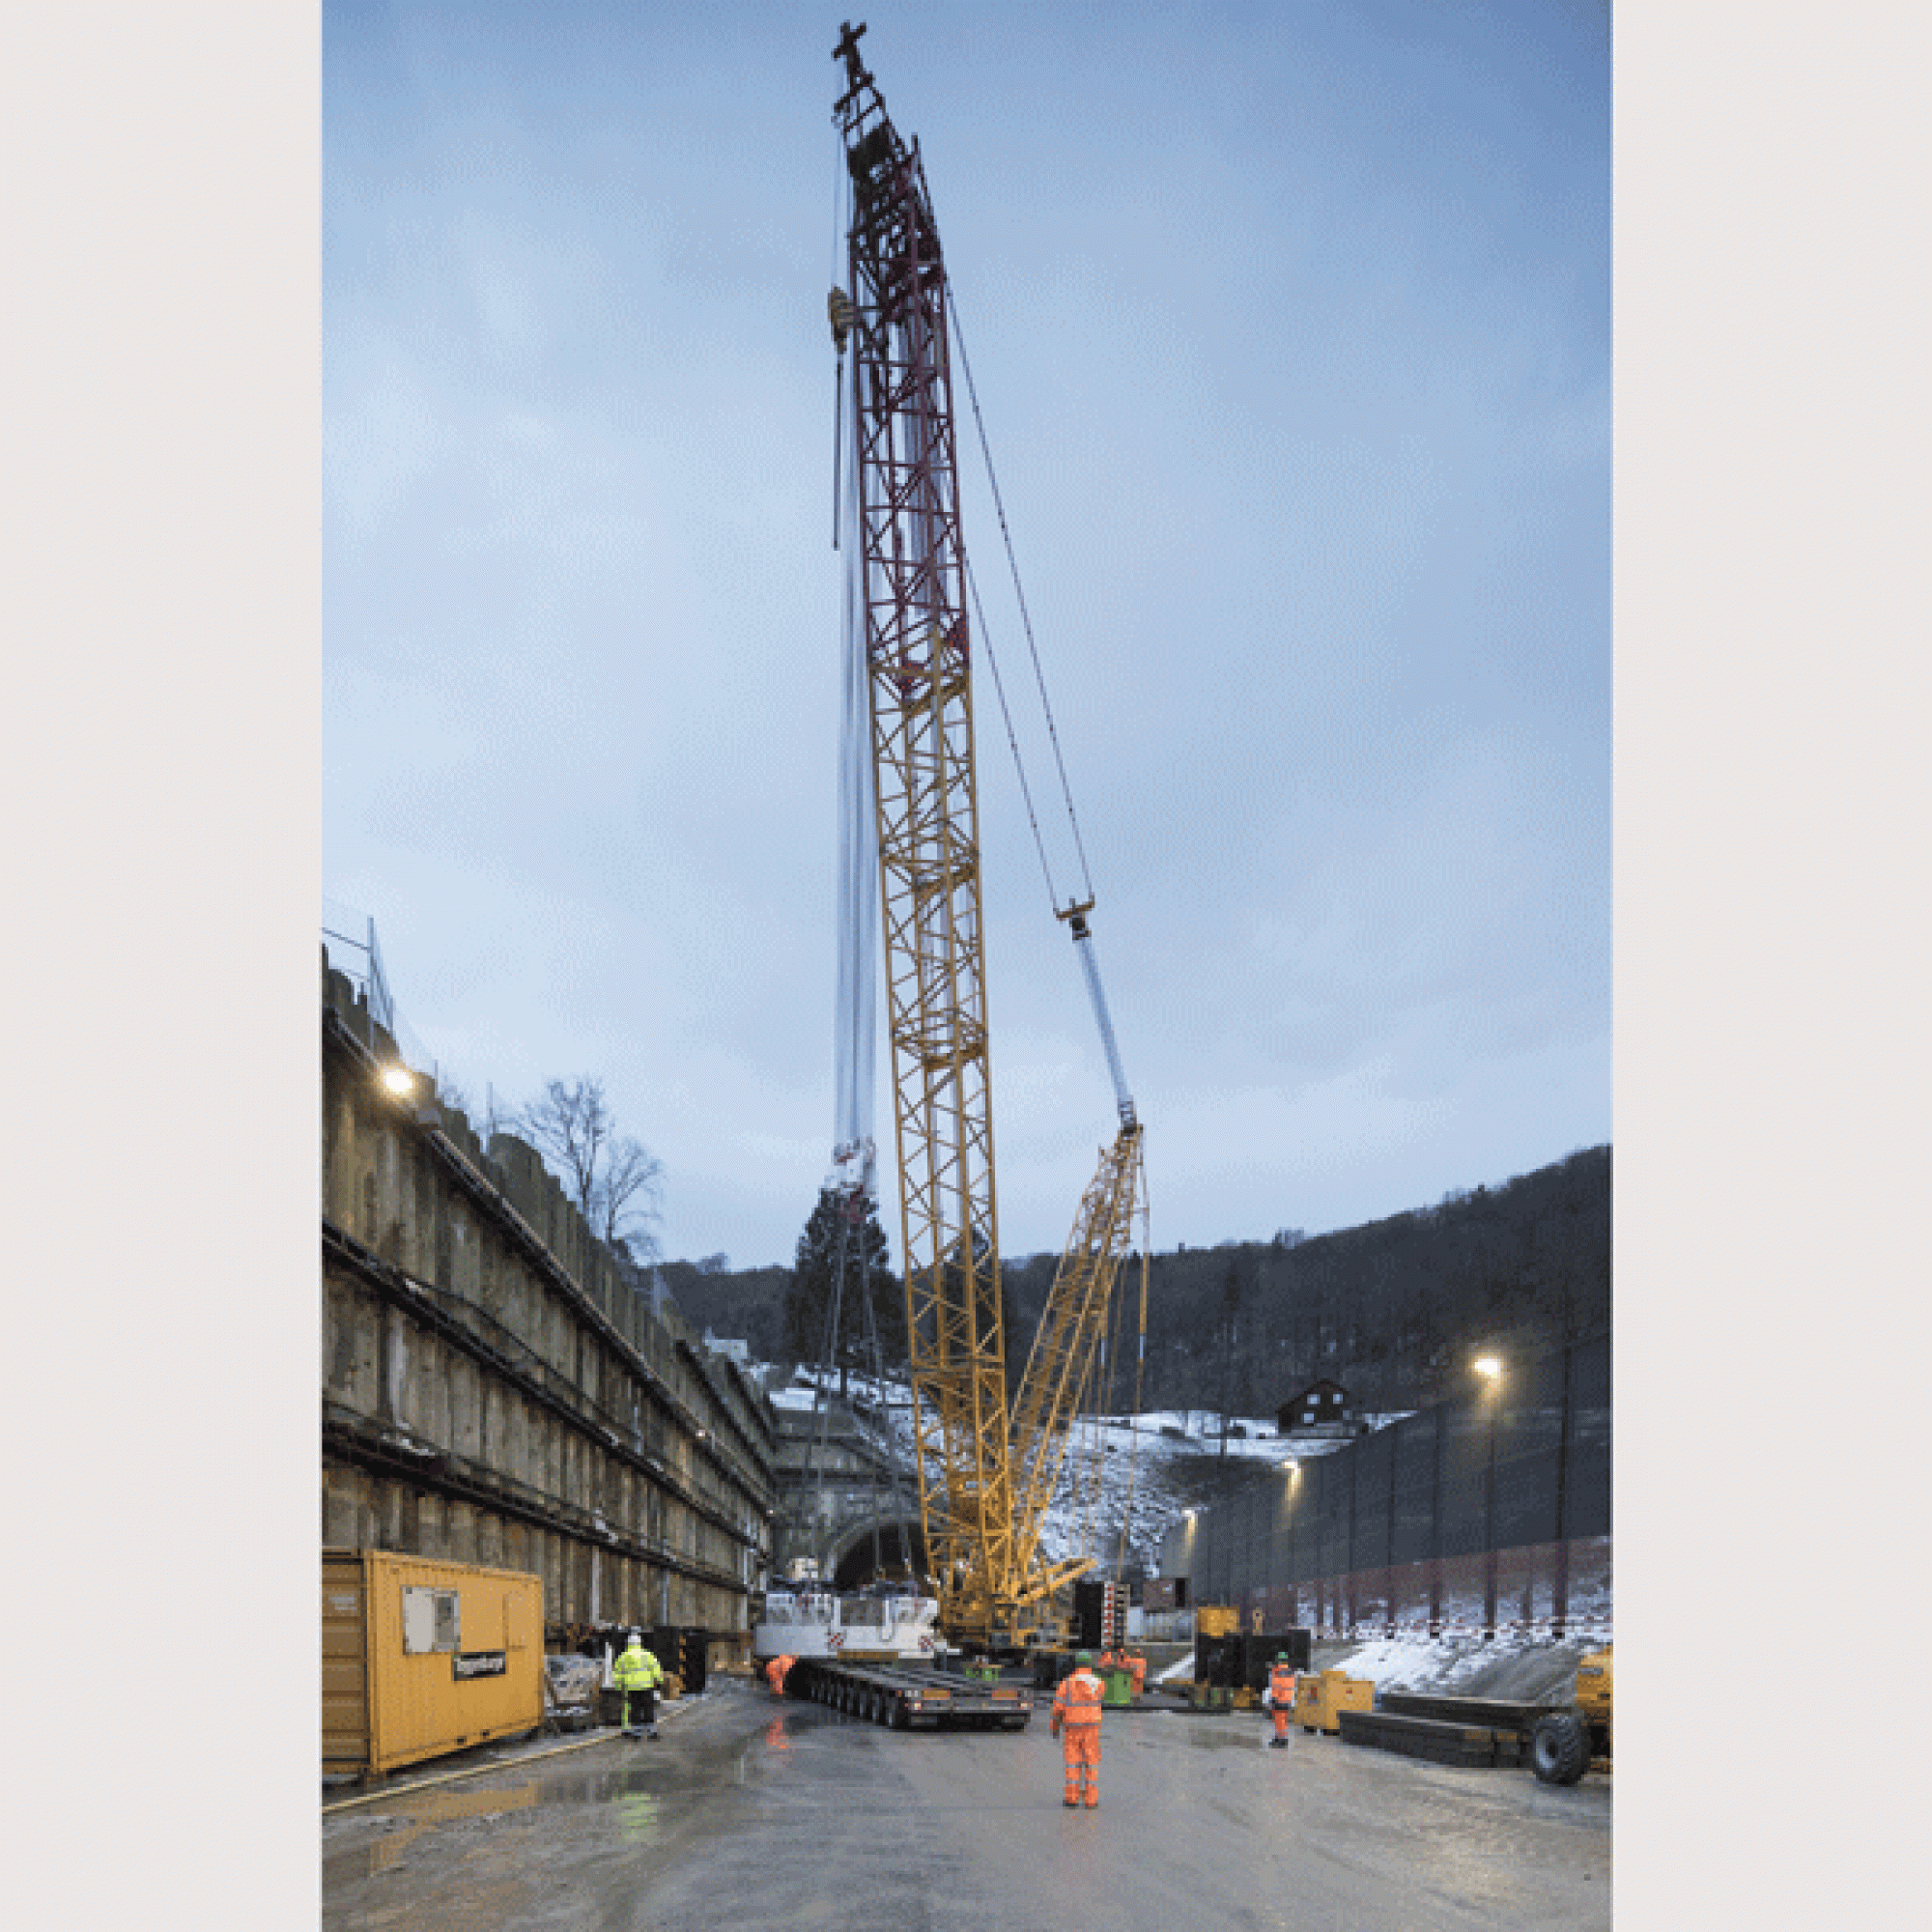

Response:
(1474, 1355), (1502, 1635)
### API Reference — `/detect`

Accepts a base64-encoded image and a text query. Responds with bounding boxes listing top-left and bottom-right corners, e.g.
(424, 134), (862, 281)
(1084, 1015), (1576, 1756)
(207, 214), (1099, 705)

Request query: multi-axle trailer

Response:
(783, 1657), (1034, 1732)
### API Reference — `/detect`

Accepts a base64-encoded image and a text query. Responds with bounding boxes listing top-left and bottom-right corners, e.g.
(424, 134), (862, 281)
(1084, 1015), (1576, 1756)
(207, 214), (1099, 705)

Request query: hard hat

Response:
(1276, 1652), (1292, 1662)
(629, 1630), (643, 1645)
(1075, 1650), (1094, 1665)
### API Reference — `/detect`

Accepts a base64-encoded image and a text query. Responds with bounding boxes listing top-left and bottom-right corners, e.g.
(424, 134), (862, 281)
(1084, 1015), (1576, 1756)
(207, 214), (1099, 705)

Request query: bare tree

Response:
(520, 1077), (612, 1210)
(520, 1076), (664, 1263)
(596, 1133), (665, 1262)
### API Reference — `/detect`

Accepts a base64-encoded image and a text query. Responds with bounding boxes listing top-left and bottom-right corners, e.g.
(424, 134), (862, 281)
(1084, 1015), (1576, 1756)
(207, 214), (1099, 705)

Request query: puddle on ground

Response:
(514, 1764), (675, 1807)
(1179, 1725), (1283, 1751)
(611, 1789), (663, 1846)
(347, 1783), (538, 1877)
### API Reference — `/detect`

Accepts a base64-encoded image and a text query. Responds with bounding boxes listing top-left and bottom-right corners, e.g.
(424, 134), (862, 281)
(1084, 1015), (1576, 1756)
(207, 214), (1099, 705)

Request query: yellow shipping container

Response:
(324, 1548), (544, 1779)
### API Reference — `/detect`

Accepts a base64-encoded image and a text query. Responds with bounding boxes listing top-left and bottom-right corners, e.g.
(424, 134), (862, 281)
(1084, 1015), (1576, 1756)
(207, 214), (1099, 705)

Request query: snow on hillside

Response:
(765, 1366), (1407, 1578)
(765, 1366), (1608, 1698)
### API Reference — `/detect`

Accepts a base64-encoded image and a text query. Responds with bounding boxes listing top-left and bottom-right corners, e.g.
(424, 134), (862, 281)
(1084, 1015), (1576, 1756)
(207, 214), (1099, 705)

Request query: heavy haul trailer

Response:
(786, 1656), (1034, 1731)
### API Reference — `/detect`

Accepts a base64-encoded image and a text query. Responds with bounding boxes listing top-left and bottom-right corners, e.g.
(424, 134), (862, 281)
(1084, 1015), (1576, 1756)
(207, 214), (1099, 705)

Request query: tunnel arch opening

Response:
(828, 1517), (927, 1592)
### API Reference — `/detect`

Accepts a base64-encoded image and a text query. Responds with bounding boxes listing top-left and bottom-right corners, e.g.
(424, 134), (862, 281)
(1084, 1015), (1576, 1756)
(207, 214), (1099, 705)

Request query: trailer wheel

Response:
(1531, 1710), (1589, 1786)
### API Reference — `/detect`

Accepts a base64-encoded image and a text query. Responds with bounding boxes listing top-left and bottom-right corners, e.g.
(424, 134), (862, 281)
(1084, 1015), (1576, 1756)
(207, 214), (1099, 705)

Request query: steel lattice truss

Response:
(834, 25), (1150, 1646)
(837, 30), (1021, 1636)
(1006, 1122), (1145, 1602)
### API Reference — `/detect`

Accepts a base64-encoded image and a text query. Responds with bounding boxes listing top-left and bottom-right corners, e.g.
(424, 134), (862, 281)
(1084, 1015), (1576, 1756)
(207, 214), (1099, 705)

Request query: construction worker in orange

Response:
(1125, 1649), (1148, 1700)
(1049, 1650), (1107, 1808)
(765, 1653), (796, 1697)
(1263, 1652), (1298, 1748)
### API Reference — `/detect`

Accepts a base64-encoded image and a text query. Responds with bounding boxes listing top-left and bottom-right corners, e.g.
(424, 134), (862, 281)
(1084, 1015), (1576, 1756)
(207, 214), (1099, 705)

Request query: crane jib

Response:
(832, 27), (1146, 1649)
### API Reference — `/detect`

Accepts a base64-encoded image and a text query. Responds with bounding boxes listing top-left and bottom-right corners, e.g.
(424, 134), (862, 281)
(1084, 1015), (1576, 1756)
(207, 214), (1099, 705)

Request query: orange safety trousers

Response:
(1052, 1668), (1105, 1806)
(1269, 1669), (1297, 1740)
(1062, 1723), (1101, 1805)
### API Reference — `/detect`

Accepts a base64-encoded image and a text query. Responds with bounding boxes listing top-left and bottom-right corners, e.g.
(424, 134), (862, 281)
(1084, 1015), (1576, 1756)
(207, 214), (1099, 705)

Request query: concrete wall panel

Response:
(322, 987), (776, 1637)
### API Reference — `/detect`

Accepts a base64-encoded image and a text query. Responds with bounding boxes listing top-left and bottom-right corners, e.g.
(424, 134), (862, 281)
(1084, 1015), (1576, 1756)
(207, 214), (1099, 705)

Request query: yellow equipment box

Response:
(1196, 1605), (1239, 1637)
(323, 1548), (544, 1779)
(1295, 1668), (1375, 1734)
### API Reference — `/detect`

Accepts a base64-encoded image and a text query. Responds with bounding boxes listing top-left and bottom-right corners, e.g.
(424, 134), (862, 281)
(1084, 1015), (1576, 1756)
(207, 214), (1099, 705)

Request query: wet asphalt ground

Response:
(322, 1679), (1610, 1932)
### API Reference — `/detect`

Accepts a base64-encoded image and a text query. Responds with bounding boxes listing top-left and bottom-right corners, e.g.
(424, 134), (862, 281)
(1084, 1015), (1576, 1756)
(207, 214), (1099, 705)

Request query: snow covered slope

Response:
(768, 1368), (1401, 1578)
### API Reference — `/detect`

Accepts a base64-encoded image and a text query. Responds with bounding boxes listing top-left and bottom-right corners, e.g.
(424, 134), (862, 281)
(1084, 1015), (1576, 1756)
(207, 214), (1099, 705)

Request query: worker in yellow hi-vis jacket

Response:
(612, 1631), (666, 1739)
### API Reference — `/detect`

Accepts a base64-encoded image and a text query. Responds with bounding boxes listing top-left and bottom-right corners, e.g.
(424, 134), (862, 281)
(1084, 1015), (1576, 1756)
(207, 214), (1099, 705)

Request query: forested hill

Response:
(660, 1145), (1610, 1415)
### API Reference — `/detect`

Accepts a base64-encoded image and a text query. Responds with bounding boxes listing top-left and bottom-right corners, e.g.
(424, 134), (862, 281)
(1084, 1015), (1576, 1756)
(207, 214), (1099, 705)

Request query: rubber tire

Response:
(1531, 1709), (1590, 1786)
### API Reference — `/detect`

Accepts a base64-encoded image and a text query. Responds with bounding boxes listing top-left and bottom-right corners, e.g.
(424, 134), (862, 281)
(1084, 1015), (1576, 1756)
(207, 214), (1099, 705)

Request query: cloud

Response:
(324, 2), (1610, 1269)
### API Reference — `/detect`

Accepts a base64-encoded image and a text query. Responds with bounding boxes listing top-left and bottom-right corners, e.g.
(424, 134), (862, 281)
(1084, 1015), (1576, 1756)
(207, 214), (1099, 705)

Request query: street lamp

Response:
(1473, 1355), (1503, 1634)
(380, 1065), (415, 1098)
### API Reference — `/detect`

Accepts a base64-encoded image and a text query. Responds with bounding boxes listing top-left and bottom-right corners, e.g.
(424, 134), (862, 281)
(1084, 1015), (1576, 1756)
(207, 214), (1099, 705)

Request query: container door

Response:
(322, 1556), (369, 1772)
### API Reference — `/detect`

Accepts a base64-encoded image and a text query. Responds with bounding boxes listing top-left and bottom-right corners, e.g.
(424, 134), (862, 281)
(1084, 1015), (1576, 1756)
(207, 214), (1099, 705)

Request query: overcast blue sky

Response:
(323, 0), (1611, 1269)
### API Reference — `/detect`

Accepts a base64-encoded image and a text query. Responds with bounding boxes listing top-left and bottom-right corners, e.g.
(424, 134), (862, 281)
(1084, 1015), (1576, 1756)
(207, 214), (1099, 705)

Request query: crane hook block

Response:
(829, 287), (858, 354)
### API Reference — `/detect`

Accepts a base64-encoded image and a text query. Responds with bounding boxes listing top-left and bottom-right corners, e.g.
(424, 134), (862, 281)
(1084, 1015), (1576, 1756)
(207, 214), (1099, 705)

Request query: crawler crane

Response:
(831, 22), (1147, 1652)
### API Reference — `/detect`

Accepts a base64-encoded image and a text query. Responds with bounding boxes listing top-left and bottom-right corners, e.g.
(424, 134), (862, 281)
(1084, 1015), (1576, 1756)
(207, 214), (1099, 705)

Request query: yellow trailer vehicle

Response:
(1530, 1643), (1613, 1784)
(323, 1548), (544, 1779)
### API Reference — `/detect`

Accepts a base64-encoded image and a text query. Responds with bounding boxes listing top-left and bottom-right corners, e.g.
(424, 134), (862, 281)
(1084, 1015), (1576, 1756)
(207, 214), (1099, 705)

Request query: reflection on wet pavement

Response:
(322, 1683), (1609, 1932)
(1180, 1722), (1282, 1750)
(612, 1788), (660, 1846)
(361, 1785), (536, 1874)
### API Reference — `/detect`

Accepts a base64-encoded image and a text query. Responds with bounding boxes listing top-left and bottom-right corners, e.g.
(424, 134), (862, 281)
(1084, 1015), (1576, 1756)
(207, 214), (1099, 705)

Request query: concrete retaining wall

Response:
(321, 950), (778, 1635)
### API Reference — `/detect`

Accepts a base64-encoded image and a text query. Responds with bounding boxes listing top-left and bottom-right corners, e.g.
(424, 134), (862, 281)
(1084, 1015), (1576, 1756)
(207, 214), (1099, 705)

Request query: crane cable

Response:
(831, 130), (851, 551)
(947, 283), (1096, 916)
(962, 558), (1060, 909)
